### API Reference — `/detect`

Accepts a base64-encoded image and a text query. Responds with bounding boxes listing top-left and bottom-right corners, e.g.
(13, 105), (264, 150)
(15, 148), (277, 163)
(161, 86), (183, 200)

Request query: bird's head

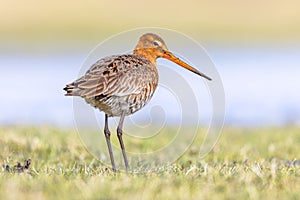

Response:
(134, 33), (168, 59)
(134, 33), (212, 81)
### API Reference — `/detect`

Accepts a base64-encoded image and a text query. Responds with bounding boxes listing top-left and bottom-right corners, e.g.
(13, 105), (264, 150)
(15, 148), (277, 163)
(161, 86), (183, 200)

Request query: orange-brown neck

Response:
(133, 48), (157, 64)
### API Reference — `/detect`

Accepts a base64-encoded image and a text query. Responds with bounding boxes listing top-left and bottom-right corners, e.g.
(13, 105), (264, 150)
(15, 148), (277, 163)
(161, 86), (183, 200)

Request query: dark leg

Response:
(117, 111), (129, 172)
(104, 114), (116, 172)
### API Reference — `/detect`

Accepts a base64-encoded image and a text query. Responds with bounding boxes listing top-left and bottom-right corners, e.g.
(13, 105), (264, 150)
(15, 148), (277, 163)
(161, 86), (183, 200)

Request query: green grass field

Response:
(0, 126), (300, 200)
(2, 0), (300, 43)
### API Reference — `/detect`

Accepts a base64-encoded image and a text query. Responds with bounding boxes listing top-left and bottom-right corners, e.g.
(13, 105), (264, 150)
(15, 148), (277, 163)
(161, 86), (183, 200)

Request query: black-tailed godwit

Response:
(64, 33), (212, 172)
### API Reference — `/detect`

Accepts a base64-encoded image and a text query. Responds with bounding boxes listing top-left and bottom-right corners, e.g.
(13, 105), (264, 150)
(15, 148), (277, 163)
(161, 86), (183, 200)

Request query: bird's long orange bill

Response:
(162, 51), (212, 81)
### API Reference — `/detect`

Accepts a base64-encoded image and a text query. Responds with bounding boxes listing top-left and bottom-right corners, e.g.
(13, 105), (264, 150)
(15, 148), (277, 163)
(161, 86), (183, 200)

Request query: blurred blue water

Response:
(208, 43), (300, 126)
(0, 43), (299, 127)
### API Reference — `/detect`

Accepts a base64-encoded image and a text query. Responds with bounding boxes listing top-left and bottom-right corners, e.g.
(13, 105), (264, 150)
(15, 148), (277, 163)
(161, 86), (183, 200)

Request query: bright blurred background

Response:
(1, 0), (300, 127)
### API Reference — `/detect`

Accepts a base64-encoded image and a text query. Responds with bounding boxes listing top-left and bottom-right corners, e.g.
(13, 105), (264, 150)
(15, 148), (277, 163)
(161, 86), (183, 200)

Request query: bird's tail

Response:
(63, 83), (76, 96)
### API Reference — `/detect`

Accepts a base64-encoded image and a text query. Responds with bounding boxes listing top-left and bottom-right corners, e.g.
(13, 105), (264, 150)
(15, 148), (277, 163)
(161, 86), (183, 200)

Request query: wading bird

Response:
(64, 33), (212, 172)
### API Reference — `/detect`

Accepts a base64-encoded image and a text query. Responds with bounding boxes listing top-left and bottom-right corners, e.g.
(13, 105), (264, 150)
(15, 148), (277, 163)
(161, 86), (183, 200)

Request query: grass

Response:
(1, 126), (300, 199)
(1, 0), (300, 43)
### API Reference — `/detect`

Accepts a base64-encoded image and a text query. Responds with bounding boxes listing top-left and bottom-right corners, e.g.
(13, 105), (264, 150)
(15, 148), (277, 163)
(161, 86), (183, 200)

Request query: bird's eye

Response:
(153, 41), (159, 46)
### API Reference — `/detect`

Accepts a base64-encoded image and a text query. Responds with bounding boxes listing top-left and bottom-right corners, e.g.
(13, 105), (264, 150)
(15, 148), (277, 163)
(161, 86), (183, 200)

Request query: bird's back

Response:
(64, 54), (159, 116)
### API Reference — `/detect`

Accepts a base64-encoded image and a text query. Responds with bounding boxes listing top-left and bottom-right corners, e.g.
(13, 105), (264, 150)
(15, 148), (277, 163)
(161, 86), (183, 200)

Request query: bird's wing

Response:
(64, 55), (153, 98)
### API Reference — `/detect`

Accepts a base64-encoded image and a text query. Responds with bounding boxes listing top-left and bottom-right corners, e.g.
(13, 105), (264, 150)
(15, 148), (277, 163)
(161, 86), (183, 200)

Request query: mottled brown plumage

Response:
(64, 54), (158, 117)
(64, 33), (211, 172)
